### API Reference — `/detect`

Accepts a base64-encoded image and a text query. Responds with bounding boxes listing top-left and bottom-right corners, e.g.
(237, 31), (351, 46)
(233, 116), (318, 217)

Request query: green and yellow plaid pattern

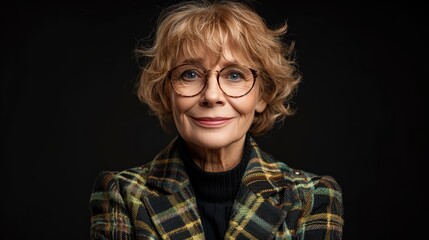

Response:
(90, 136), (344, 239)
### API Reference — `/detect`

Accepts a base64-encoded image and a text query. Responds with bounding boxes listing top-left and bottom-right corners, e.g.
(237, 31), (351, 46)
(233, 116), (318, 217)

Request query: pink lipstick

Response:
(192, 117), (232, 127)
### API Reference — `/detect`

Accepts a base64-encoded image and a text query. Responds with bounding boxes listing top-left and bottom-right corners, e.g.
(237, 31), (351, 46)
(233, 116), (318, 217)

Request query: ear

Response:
(255, 98), (267, 113)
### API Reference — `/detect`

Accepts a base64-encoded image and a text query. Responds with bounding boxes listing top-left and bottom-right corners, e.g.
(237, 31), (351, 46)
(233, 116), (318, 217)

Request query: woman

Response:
(89, 1), (344, 239)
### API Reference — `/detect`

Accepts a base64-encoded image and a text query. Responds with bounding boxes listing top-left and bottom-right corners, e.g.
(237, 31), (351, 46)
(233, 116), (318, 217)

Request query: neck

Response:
(184, 135), (246, 172)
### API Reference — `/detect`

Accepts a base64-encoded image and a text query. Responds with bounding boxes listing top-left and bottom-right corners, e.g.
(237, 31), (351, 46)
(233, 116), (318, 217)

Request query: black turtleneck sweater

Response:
(178, 135), (251, 240)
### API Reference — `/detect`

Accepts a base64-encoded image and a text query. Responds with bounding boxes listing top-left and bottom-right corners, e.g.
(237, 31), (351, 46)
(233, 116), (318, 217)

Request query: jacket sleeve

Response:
(295, 175), (344, 239)
(89, 171), (134, 240)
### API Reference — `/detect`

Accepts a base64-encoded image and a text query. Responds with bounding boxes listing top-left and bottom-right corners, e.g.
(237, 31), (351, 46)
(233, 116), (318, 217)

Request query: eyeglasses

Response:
(167, 63), (258, 98)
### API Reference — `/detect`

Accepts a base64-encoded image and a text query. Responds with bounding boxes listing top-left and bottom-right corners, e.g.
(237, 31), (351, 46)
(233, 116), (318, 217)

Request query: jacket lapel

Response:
(141, 138), (205, 239)
(225, 139), (293, 239)
(144, 188), (204, 239)
(226, 185), (287, 239)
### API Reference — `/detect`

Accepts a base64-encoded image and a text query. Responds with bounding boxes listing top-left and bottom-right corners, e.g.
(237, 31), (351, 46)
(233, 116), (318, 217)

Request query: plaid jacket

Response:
(90, 137), (344, 239)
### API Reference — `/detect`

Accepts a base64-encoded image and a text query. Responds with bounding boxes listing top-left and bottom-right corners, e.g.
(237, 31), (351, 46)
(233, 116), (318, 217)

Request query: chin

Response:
(185, 131), (243, 150)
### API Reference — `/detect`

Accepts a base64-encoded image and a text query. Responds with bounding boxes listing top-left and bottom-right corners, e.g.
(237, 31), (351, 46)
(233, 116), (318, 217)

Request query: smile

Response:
(191, 117), (233, 127)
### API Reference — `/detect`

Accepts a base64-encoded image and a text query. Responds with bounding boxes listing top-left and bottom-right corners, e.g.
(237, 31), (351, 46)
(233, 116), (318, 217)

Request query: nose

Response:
(201, 71), (224, 106)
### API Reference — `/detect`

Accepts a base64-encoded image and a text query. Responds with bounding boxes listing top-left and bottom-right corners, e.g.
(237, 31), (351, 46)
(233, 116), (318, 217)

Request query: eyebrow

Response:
(178, 58), (241, 67)
(179, 58), (204, 65)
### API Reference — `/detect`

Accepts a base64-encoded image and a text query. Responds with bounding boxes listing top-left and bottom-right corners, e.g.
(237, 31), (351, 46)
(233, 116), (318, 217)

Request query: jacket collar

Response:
(143, 136), (292, 239)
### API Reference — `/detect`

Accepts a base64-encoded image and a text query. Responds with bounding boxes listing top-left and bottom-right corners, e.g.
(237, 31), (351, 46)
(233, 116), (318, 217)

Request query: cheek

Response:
(234, 84), (262, 114)
(229, 96), (259, 116)
(171, 94), (196, 117)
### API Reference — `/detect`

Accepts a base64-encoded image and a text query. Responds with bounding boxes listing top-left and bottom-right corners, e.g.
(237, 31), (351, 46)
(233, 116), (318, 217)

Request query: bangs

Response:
(163, 6), (255, 65)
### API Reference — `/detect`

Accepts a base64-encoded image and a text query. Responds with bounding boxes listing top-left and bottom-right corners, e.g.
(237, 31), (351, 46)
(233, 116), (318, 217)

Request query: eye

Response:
(181, 70), (199, 80)
(227, 71), (244, 81)
(221, 67), (246, 82)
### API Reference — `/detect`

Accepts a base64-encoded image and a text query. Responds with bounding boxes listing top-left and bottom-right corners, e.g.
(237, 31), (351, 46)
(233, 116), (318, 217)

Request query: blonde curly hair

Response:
(136, 0), (301, 135)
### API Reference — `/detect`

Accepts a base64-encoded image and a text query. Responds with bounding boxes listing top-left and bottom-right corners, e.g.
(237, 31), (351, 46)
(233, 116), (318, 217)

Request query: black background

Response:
(2, 1), (426, 239)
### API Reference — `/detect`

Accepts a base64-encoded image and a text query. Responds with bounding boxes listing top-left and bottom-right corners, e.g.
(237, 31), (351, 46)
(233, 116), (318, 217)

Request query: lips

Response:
(192, 117), (233, 127)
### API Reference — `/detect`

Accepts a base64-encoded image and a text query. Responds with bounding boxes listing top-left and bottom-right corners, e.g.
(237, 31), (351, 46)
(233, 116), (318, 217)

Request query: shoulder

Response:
(95, 164), (150, 181)
(264, 154), (344, 237)
(91, 161), (161, 197)
(246, 137), (342, 197)
(259, 151), (343, 226)
(93, 159), (189, 198)
(261, 151), (342, 196)
(263, 153), (345, 236)
(92, 136), (187, 195)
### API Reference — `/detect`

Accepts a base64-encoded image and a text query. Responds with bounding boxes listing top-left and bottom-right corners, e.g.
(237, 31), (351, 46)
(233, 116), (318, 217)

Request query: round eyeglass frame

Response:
(167, 63), (258, 98)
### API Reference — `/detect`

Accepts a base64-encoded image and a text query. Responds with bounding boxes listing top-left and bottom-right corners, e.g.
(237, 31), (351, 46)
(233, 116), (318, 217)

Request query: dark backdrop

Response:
(2, 1), (426, 239)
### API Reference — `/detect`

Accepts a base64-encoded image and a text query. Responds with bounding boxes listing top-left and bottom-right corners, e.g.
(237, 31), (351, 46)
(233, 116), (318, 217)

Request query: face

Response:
(170, 45), (267, 150)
